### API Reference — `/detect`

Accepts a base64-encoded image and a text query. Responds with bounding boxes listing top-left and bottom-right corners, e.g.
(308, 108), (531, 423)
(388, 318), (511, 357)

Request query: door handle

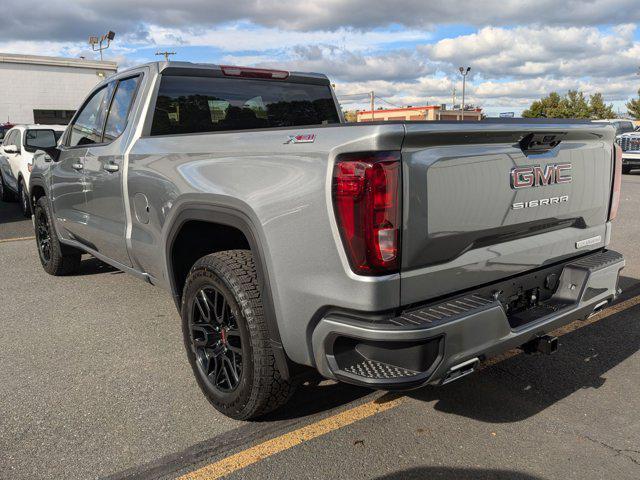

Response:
(72, 162), (84, 171)
(103, 163), (119, 173)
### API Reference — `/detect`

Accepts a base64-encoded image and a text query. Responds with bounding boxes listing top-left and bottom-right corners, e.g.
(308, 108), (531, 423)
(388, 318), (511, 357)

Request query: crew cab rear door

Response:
(81, 73), (143, 267)
(400, 121), (615, 305)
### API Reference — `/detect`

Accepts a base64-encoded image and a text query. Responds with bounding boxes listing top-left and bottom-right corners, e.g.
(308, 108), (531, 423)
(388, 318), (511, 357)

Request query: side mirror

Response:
(41, 146), (61, 162)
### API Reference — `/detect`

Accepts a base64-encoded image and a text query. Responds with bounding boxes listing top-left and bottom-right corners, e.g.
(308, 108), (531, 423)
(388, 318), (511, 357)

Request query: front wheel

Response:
(34, 196), (82, 275)
(181, 250), (294, 420)
(19, 179), (31, 217)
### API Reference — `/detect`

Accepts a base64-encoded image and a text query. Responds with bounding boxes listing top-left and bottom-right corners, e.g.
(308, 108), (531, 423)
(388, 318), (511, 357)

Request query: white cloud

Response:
(146, 24), (430, 52)
(1, 1), (639, 115)
(422, 25), (640, 79)
(4, 0), (640, 42)
(253, 46), (431, 82)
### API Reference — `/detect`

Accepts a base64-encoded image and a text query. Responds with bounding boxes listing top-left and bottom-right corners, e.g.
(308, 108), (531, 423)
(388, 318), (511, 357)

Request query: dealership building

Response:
(0, 53), (117, 125)
(356, 105), (483, 122)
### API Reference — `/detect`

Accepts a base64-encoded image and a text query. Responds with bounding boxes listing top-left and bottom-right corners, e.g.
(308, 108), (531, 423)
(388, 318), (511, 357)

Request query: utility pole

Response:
(370, 91), (375, 121)
(89, 31), (116, 61)
(156, 51), (176, 62)
(458, 66), (471, 121)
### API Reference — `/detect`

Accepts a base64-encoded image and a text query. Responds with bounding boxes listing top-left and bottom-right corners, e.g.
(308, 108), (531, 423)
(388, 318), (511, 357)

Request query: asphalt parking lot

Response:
(1, 175), (639, 480)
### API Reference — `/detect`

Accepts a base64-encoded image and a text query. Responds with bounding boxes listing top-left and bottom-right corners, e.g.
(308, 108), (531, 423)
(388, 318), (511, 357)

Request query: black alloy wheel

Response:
(35, 204), (52, 265)
(189, 286), (244, 393)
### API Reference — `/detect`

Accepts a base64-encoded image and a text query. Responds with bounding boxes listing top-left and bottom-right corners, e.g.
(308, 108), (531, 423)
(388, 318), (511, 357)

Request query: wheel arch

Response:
(164, 202), (293, 379)
(29, 177), (47, 209)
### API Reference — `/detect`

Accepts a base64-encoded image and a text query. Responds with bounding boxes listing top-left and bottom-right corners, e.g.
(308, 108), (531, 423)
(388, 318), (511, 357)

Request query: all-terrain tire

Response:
(34, 196), (82, 275)
(181, 250), (295, 420)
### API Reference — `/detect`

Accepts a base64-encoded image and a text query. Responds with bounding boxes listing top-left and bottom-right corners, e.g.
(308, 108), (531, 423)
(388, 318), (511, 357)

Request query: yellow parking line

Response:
(178, 395), (403, 480)
(0, 236), (35, 244)
(179, 293), (640, 480)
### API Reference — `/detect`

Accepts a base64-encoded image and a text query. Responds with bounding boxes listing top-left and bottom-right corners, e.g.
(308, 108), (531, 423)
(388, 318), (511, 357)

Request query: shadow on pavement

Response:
(618, 274), (639, 293)
(260, 377), (372, 421)
(0, 198), (24, 224)
(74, 257), (121, 276)
(375, 467), (544, 480)
(407, 300), (640, 423)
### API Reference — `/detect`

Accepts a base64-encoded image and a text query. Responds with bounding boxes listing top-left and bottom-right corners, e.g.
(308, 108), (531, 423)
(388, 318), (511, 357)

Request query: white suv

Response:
(0, 124), (65, 216)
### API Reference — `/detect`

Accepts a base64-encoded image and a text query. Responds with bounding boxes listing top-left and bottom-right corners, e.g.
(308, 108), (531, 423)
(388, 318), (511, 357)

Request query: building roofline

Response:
(357, 105), (441, 116)
(0, 52), (117, 71)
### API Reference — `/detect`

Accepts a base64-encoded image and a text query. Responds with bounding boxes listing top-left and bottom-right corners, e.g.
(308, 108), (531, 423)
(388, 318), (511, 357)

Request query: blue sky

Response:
(2, 0), (640, 116)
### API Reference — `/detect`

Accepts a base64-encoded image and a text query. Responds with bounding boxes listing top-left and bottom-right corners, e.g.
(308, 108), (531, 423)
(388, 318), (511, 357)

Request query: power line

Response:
(374, 95), (403, 108)
(336, 92), (372, 98)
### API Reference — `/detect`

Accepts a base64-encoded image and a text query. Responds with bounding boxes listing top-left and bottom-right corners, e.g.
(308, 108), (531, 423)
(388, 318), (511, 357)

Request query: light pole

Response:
(370, 91), (375, 121)
(458, 66), (471, 121)
(89, 31), (116, 61)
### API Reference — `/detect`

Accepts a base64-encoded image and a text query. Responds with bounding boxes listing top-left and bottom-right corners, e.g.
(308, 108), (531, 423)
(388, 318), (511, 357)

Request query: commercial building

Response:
(0, 53), (117, 125)
(356, 105), (483, 122)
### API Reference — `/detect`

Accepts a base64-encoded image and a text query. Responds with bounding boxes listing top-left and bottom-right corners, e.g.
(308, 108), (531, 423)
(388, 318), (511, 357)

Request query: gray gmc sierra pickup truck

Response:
(30, 62), (625, 420)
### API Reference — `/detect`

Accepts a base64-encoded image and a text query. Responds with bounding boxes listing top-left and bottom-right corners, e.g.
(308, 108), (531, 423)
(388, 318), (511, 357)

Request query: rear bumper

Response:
(311, 250), (624, 389)
(622, 152), (640, 165)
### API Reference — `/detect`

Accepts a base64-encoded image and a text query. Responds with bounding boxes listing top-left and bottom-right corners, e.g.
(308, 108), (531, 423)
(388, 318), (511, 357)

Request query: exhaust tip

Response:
(442, 357), (480, 385)
(588, 299), (610, 318)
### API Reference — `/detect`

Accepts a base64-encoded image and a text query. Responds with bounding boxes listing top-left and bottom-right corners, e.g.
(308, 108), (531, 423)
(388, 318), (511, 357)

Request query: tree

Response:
(522, 90), (614, 119)
(522, 92), (563, 118)
(627, 89), (640, 119)
(343, 110), (358, 122)
(589, 93), (616, 119)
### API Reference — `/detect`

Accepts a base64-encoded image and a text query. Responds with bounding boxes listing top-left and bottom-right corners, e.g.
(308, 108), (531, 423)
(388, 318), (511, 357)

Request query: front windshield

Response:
(614, 121), (635, 135)
(24, 129), (58, 152)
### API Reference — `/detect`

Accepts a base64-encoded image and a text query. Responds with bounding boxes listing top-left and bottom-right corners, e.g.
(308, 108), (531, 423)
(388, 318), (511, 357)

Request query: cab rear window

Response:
(150, 75), (340, 136)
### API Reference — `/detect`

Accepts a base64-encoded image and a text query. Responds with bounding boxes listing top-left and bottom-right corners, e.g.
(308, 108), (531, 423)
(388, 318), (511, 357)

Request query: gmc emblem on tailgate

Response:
(510, 163), (572, 189)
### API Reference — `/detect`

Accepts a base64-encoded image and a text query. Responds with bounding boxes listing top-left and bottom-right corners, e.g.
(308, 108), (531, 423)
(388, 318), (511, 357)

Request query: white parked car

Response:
(616, 129), (640, 174)
(0, 124), (65, 216)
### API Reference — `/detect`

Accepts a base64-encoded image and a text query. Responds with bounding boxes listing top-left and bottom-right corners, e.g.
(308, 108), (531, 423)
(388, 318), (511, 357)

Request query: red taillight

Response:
(332, 151), (401, 275)
(609, 143), (623, 221)
(220, 65), (289, 80)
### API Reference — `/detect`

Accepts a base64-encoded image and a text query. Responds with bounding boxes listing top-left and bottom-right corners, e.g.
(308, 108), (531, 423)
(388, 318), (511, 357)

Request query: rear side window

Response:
(104, 76), (141, 141)
(150, 76), (340, 136)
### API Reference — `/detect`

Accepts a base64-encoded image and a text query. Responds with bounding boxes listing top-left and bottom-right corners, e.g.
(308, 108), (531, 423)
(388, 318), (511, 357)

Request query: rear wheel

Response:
(34, 196), (82, 275)
(181, 250), (294, 420)
(19, 179), (31, 217)
(622, 165), (632, 174)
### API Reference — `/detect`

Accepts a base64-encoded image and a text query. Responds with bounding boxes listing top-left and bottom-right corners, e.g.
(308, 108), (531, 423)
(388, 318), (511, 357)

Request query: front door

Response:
(51, 84), (111, 244)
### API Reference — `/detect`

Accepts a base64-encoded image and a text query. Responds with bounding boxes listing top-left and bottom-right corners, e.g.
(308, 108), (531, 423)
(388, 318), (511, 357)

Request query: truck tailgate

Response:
(400, 121), (615, 305)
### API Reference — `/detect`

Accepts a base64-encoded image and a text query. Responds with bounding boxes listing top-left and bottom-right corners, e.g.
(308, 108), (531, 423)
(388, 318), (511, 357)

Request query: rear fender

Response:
(163, 200), (292, 379)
